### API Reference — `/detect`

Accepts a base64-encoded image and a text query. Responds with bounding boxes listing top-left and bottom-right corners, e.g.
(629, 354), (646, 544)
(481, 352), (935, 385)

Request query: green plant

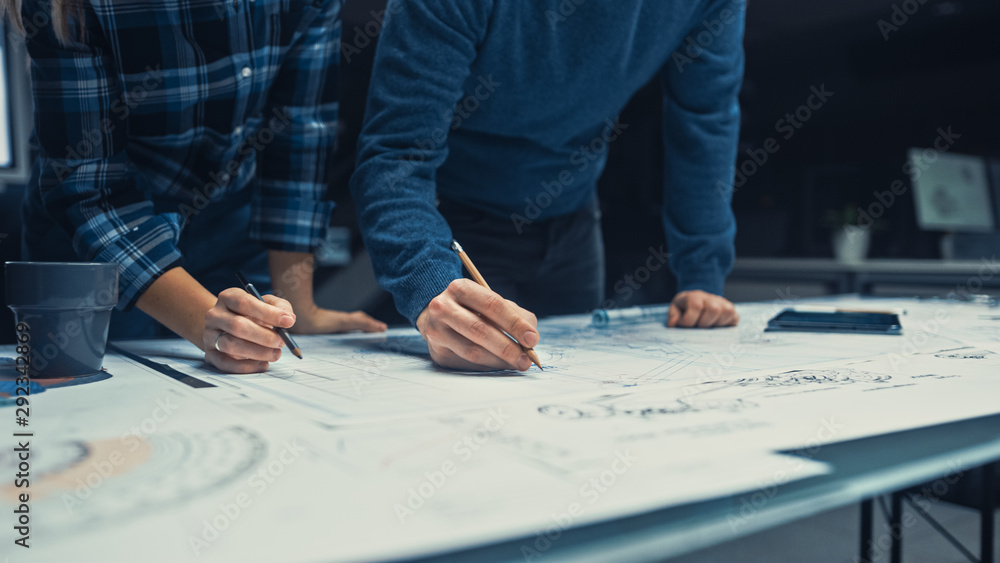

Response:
(823, 204), (886, 232)
(823, 205), (859, 229)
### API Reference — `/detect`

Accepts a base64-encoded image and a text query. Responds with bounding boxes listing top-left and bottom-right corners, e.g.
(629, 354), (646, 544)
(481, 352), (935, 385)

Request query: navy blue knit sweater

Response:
(351, 0), (746, 323)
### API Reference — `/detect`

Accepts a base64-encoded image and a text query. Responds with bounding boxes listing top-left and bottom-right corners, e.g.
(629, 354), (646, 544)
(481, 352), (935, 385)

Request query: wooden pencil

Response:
(451, 240), (543, 370)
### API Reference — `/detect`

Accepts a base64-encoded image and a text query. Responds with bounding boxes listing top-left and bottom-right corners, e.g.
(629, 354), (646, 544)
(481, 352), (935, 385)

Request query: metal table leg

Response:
(891, 492), (903, 563)
(984, 461), (997, 563)
(861, 499), (874, 563)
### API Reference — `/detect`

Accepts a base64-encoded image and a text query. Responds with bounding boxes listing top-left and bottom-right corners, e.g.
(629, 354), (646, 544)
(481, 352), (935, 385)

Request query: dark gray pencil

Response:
(236, 271), (303, 359)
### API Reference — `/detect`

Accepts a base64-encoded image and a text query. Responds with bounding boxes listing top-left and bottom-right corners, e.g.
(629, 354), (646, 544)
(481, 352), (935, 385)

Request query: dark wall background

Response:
(597, 0), (1000, 307)
(0, 188), (20, 344)
(733, 0), (1000, 260)
(3, 0), (999, 341)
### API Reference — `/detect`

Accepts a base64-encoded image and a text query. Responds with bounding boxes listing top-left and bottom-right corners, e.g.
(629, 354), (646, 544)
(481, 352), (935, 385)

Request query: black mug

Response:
(5, 262), (118, 378)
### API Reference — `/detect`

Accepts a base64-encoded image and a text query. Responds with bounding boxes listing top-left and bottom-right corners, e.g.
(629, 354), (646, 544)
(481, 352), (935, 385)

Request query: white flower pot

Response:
(832, 227), (871, 263)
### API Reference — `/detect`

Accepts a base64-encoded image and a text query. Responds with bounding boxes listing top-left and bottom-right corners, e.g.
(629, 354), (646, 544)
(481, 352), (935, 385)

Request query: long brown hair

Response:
(2, 0), (84, 45)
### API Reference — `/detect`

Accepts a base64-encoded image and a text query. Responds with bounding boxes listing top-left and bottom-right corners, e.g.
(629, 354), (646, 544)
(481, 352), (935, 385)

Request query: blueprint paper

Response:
(1, 354), (829, 563)
(114, 299), (991, 427)
(4, 298), (1000, 562)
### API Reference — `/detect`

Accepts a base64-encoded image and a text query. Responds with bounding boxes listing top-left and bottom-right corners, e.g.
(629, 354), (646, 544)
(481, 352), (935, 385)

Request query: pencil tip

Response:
(525, 349), (543, 370)
(292, 348), (303, 359)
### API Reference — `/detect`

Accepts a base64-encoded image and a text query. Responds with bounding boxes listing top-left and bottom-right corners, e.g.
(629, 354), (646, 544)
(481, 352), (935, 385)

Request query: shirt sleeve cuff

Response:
(89, 215), (185, 311)
(249, 196), (336, 252)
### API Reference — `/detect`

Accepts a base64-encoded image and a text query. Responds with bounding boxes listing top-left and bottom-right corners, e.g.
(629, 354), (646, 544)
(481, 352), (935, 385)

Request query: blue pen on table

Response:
(235, 271), (303, 360)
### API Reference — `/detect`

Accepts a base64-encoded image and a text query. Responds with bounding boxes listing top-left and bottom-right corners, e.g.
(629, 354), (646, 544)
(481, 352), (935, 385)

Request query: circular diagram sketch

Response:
(0, 426), (267, 531)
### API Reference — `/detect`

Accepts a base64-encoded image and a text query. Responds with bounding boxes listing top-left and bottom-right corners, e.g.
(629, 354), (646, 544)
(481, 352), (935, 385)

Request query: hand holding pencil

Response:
(204, 286), (299, 374)
(415, 241), (542, 372)
(452, 241), (542, 370)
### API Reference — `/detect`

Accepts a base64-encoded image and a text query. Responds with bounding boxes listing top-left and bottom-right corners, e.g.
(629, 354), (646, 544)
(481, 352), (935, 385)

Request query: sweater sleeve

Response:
(659, 0), (745, 296)
(350, 0), (493, 324)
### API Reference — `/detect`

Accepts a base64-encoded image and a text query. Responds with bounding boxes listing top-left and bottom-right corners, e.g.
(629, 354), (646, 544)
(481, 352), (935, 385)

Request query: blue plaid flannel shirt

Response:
(19, 0), (341, 309)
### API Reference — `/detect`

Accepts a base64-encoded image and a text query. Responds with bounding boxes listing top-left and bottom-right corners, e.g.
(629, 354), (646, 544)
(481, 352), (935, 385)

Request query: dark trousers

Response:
(437, 196), (605, 318)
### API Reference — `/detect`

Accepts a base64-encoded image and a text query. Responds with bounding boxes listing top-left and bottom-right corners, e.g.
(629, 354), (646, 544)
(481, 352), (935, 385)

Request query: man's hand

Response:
(204, 288), (297, 373)
(667, 290), (739, 328)
(416, 279), (539, 371)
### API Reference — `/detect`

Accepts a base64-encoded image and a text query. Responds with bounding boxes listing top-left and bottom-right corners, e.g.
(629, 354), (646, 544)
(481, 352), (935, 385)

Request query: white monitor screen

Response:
(0, 30), (11, 169)
(910, 149), (994, 233)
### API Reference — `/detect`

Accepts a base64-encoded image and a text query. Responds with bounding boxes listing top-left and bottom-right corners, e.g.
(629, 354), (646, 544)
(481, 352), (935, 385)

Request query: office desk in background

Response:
(727, 258), (1000, 302)
(2, 296), (1000, 562)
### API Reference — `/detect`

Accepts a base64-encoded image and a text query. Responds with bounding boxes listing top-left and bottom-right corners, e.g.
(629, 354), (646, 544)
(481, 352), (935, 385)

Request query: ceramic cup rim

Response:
(5, 261), (119, 310)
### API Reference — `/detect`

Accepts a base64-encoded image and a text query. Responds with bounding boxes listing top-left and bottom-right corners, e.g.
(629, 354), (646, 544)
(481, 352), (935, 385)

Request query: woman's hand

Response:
(203, 288), (296, 373)
(202, 288), (387, 373)
(265, 249), (386, 336)
(286, 303), (387, 335)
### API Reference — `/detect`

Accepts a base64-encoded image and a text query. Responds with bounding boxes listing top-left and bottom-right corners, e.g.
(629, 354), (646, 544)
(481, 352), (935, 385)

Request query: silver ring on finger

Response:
(214, 332), (226, 352)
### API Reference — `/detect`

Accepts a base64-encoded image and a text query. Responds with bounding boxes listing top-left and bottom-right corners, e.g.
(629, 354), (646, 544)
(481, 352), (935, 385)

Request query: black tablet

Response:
(765, 309), (902, 335)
